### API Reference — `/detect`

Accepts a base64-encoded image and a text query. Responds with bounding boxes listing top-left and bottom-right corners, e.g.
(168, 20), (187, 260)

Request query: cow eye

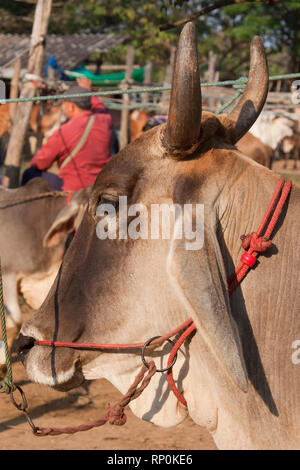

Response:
(98, 195), (119, 211)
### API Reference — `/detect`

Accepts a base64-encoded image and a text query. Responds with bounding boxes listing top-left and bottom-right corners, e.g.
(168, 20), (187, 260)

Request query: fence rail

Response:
(1, 72), (300, 114)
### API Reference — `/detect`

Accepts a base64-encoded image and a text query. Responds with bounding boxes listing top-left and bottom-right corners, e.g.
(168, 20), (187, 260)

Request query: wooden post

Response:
(47, 64), (56, 88)
(142, 60), (153, 105)
(9, 58), (21, 122)
(161, 46), (176, 114)
(208, 51), (217, 83)
(3, 0), (52, 188)
(120, 45), (134, 149)
(208, 51), (217, 109)
(276, 79), (282, 93)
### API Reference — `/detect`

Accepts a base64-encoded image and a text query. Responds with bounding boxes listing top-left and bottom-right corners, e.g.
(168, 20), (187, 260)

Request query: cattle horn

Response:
(163, 21), (202, 153)
(228, 36), (269, 143)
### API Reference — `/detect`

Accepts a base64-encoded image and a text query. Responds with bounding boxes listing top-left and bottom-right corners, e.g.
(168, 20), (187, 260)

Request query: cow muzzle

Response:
(16, 332), (85, 391)
(16, 334), (35, 363)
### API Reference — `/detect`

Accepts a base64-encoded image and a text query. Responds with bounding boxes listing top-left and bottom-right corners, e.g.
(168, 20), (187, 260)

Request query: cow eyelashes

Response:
(98, 195), (119, 211)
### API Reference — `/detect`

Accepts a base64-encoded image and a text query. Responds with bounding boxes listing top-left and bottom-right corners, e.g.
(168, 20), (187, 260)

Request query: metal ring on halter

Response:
(141, 336), (178, 373)
(10, 385), (40, 433)
(10, 384), (28, 411)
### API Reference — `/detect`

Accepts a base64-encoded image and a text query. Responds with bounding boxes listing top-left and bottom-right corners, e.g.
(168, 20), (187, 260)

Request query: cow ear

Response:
(167, 221), (248, 392)
(43, 200), (83, 248)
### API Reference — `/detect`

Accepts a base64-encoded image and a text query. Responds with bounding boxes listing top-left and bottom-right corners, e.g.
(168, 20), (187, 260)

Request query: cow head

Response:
(30, 101), (67, 149)
(18, 23), (269, 428)
(129, 110), (150, 141)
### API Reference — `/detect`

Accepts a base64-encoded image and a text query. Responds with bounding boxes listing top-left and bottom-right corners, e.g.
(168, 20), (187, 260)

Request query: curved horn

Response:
(163, 22), (202, 153)
(228, 36), (269, 143)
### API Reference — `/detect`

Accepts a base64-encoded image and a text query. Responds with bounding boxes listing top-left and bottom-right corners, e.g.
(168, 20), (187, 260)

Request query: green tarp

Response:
(65, 65), (145, 87)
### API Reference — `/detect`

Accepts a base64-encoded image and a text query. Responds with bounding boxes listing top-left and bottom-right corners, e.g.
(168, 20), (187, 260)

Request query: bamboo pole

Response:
(3, 0), (52, 188)
(120, 46), (135, 149)
(9, 58), (21, 122)
(208, 51), (217, 108)
(47, 64), (56, 88)
(142, 60), (153, 105)
(160, 46), (176, 114)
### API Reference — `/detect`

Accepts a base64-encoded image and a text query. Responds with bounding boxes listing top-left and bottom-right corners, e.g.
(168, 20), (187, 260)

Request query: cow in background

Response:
(249, 110), (296, 151)
(28, 101), (66, 154)
(129, 110), (149, 141)
(278, 108), (300, 170)
(0, 101), (66, 161)
(0, 75), (67, 161)
(0, 178), (91, 377)
(129, 110), (167, 142)
(0, 103), (11, 138)
(130, 109), (274, 168)
(279, 133), (300, 170)
(249, 109), (300, 169)
(237, 132), (274, 169)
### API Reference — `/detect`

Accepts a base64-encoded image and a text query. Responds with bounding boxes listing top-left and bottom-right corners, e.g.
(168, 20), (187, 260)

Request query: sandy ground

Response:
(0, 304), (217, 451)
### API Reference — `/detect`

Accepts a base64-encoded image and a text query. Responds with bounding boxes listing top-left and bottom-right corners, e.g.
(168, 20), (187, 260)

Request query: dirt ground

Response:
(0, 304), (217, 451)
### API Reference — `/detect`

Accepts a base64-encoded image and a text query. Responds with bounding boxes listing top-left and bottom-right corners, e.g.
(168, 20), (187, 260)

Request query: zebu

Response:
(0, 101), (66, 162)
(280, 133), (300, 170)
(0, 178), (90, 375)
(237, 132), (274, 169)
(249, 110), (296, 151)
(249, 109), (300, 171)
(18, 24), (300, 449)
(130, 111), (274, 168)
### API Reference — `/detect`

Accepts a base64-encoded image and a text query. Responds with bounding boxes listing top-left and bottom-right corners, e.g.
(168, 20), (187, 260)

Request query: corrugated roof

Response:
(0, 33), (126, 77)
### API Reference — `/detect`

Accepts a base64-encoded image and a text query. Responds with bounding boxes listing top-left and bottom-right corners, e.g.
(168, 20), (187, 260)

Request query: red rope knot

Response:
(104, 361), (157, 427)
(240, 232), (272, 253)
(105, 404), (127, 426)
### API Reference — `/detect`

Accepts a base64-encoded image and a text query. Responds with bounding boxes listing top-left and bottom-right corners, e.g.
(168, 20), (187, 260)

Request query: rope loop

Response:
(141, 336), (177, 372)
(0, 376), (16, 394)
(105, 404), (127, 426)
(228, 178), (292, 295)
(240, 232), (273, 253)
(232, 76), (248, 91)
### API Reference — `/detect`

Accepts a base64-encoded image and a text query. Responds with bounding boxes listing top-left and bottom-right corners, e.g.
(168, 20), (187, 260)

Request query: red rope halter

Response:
(34, 178), (292, 419)
(227, 178), (292, 295)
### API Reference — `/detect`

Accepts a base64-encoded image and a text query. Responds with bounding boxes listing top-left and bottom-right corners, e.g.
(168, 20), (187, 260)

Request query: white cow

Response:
(249, 110), (297, 150)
